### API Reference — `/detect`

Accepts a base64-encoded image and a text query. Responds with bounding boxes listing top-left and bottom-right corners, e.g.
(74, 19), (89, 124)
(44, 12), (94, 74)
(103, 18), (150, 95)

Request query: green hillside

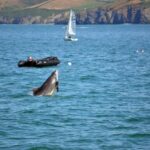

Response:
(0, 0), (114, 17)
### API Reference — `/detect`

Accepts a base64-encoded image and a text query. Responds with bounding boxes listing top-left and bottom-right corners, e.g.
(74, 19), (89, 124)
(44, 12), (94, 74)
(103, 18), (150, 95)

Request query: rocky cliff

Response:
(0, 5), (150, 24)
(76, 5), (150, 24)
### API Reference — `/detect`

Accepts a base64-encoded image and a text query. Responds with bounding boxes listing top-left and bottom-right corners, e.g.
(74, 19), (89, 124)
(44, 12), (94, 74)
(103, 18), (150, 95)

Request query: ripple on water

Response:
(28, 147), (51, 150)
(128, 133), (150, 138)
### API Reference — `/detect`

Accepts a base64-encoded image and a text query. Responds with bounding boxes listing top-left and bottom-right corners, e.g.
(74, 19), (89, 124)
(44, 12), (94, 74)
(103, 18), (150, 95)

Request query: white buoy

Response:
(68, 62), (72, 66)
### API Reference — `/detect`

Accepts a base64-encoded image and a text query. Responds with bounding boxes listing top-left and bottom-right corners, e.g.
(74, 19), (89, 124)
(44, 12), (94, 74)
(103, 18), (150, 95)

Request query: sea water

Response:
(0, 24), (150, 150)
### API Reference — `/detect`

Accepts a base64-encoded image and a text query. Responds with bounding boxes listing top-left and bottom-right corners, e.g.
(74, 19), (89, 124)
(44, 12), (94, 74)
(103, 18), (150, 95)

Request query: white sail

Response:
(65, 10), (78, 41)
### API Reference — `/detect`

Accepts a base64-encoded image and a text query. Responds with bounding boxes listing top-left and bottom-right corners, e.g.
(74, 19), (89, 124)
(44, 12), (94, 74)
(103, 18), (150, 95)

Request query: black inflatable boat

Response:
(18, 56), (60, 67)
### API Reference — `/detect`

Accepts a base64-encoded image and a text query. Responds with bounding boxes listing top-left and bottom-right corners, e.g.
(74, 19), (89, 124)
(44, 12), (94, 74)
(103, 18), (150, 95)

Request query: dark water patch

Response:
(28, 147), (51, 150)
(94, 114), (111, 118)
(11, 93), (29, 99)
(112, 125), (135, 130)
(128, 133), (150, 138)
(80, 75), (97, 81)
(22, 109), (35, 114)
(88, 89), (100, 95)
(54, 95), (78, 100)
(67, 138), (95, 145)
(126, 116), (150, 124)
(28, 120), (63, 128)
(142, 72), (150, 77)
(126, 117), (142, 123)
(0, 131), (7, 136)
(28, 146), (63, 150)
(100, 144), (129, 150)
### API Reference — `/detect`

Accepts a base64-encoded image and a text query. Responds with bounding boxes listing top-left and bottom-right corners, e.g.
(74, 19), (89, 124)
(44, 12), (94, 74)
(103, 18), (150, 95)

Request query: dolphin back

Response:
(32, 87), (41, 96)
(32, 71), (58, 96)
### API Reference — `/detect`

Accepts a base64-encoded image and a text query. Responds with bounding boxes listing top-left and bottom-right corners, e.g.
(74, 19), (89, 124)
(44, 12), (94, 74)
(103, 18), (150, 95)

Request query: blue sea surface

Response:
(0, 24), (150, 150)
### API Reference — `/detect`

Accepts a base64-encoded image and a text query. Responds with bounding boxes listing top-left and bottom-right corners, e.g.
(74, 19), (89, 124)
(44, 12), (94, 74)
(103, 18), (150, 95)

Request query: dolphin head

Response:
(51, 70), (58, 82)
(55, 70), (58, 81)
(53, 70), (59, 92)
(33, 70), (59, 96)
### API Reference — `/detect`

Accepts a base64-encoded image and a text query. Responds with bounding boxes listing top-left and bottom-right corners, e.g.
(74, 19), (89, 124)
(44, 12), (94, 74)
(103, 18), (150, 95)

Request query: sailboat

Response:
(64, 10), (78, 41)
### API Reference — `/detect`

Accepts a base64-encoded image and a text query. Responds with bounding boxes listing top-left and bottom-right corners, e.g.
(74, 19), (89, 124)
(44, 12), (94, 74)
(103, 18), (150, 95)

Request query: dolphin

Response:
(33, 70), (59, 96)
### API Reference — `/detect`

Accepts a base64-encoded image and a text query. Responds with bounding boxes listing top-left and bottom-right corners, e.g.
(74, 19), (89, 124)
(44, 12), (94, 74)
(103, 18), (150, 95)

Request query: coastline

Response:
(0, 6), (150, 24)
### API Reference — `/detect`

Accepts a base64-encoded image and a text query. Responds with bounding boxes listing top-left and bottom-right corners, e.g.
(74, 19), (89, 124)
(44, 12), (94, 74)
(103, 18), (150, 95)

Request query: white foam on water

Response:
(68, 62), (72, 66)
(28, 91), (33, 96)
(136, 49), (145, 54)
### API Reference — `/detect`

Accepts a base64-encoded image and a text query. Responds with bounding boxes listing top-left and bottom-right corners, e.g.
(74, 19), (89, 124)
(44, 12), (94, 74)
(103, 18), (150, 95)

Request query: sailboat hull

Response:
(64, 37), (78, 41)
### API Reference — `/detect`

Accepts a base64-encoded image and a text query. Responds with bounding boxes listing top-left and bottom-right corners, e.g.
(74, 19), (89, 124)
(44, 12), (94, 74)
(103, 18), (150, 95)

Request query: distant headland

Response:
(0, 0), (150, 24)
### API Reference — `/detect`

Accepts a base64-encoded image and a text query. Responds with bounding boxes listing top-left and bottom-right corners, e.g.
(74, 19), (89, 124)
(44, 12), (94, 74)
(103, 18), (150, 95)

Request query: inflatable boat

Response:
(18, 56), (60, 67)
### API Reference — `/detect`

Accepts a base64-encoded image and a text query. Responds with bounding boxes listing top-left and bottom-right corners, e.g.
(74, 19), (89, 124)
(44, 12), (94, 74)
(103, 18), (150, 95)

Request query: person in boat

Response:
(27, 56), (33, 62)
(27, 56), (37, 65)
(27, 56), (37, 64)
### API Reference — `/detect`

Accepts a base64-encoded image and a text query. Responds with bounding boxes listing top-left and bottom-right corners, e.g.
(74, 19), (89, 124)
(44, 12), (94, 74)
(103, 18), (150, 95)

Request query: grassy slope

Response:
(0, 0), (150, 17)
(0, 0), (115, 17)
(36, 0), (114, 10)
